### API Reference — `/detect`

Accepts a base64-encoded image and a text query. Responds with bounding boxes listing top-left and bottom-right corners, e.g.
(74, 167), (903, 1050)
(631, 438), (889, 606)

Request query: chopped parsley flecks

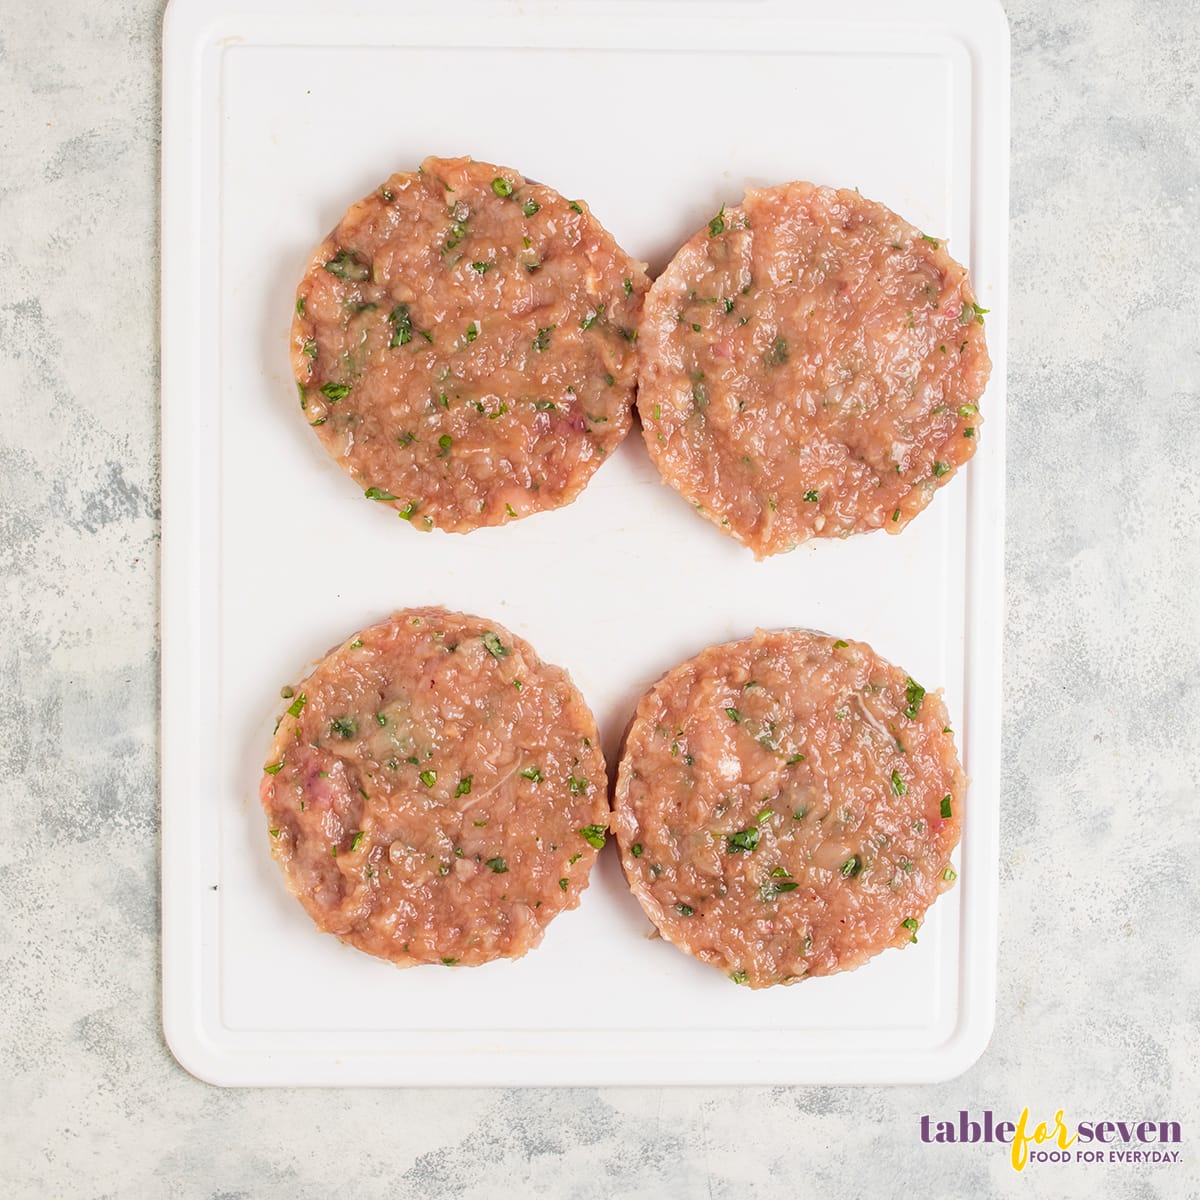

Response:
(568, 776), (589, 796)
(840, 855), (863, 878)
(519, 767), (544, 783)
(470, 261), (491, 274)
(263, 761), (284, 775)
(631, 843), (644, 858)
(491, 177), (514, 197)
(724, 706), (743, 723)
(364, 487), (397, 501)
(568, 200), (583, 214)
(286, 693), (307, 718)
(534, 399), (557, 410)
(960, 301), (989, 325)
(523, 198), (540, 217)
(964, 427), (976, 438)
(933, 461), (951, 478)
(330, 716), (357, 739)
(786, 754), (805, 765)
(482, 631), (509, 659)
(486, 856), (508, 873)
(676, 903), (695, 917)
(577, 824), (606, 849)
(708, 206), (726, 237)
(730, 970), (749, 985)
(320, 382), (351, 402)
(765, 335), (789, 368)
(943, 866), (958, 882)
(692, 381), (709, 407)
(295, 297), (305, 316)
(397, 501), (418, 521)
(727, 827), (760, 854)
(891, 769), (907, 796)
(532, 325), (555, 352)
(323, 250), (369, 281)
(455, 776), (473, 798)
(760, 878), (799, 901)
(901, 917), (919, 942)
(465, 321), (479, 342)
(418, 769), (437, 788)
(904, 678), (925, 719)
(350, 831), (364, 852)
(892, 508), (902, 522)
(624, 277), (633, 296)
(438, 434), (453, 456)
(803, 489), (819, 503)
(580, 304), (605, 331)
(302, 338), (318, 360)
(559, 878), (569, 891)
(388, 304), (413, 347)
(833, 640), (849, 649)
(941, 794), (953, 819)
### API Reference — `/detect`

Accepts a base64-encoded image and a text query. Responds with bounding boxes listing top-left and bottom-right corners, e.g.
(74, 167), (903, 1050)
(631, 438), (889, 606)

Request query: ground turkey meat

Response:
(636, 182), (991, 557)
(612, 629), (965, 987)
(260, 608), (610, 968)
(291, 156), (648, 534)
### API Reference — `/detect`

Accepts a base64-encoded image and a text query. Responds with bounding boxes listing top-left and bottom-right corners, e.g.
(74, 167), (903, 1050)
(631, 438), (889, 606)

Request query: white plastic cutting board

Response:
(161, 0), (1009, 1086)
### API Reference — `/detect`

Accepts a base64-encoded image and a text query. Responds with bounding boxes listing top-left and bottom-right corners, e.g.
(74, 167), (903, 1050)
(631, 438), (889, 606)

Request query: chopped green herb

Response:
(388, 304), (412, 347)
(964, 427), (976, 438)
(438, 433), (453, 455)
(943, 866), (958, 882)
(295, 297), (305, 316)
(441, 957), (457, 966)
(603, 372), (615, 386)
(465, 321), (479, 342)
(364, 487), (397, 501)
(730, 970), (749, 985)
(890, 769), (907, 796)
(960, 301), (989, 325)
(520, 767), (544, 783)
(803, 489), (819, 503)
(455, 776), (473, 798)
(470, 261), (491, 274)
(559, 878), (569, 891)
(765, 335), (789, 367)
(631, 843), (643, 858)
(840, 855), (862, 878)
(892, 508), (901, 522)
(933, 461), (951, 478)
(375, 713), (387, 727)
(941, 794), (953, 819)
(418, 769), (437, 787)
(505, 503), (517, 518)
(577, 824), (606, 849)
(623, 277), (633, 296)
(727, 827), (760, 854)
(760, 879), (799, 901)
(490, 176), (514, 197)
(323, 250), (369, 281)
(532, 325), (554, 352)
(397, 501), (417, 520)
(920, 234), (940, 248)
(833, 640), (849, 649)
(692, 381), (709, 407)
(904, 678), (925, 719)
(320, 382), (351, 402)
(350, 831), (364, 852)
(523, 198), (540, 217)
(901, 917), (919, 942)
(302, 338), (318, 360)
(533, 399), (557, 411)
(268, 828), (280, 838)
(676, 903), (695, 916)
(482, 631), (509, 659)
(330, 716), (357, 739)
(486, 856), (508, 873)
(568, 200), (583, 214)
(958, 404), (979, 417)
(723, 298), (735, 313)
(286, 693), (306, 718)
(568, 776), (588, 796)
(264, 761), (284, 775)
(708, 206), (726, 237)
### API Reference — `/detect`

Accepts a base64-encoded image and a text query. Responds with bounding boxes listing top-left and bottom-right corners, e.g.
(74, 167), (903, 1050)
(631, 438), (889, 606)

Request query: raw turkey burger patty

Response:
(612, 629), (964, 987)
(260, 608), (610, 968)
(637, 182), (991, 557)
(292, 156), (649, 533)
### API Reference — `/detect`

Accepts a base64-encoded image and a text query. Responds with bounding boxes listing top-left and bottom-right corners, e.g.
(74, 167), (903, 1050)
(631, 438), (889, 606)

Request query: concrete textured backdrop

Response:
(1, 1), (1197, 1197)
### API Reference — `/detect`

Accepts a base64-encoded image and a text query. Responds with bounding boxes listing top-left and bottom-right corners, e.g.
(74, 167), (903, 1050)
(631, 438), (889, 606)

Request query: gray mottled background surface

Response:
(1, 1), (1197, 1197)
